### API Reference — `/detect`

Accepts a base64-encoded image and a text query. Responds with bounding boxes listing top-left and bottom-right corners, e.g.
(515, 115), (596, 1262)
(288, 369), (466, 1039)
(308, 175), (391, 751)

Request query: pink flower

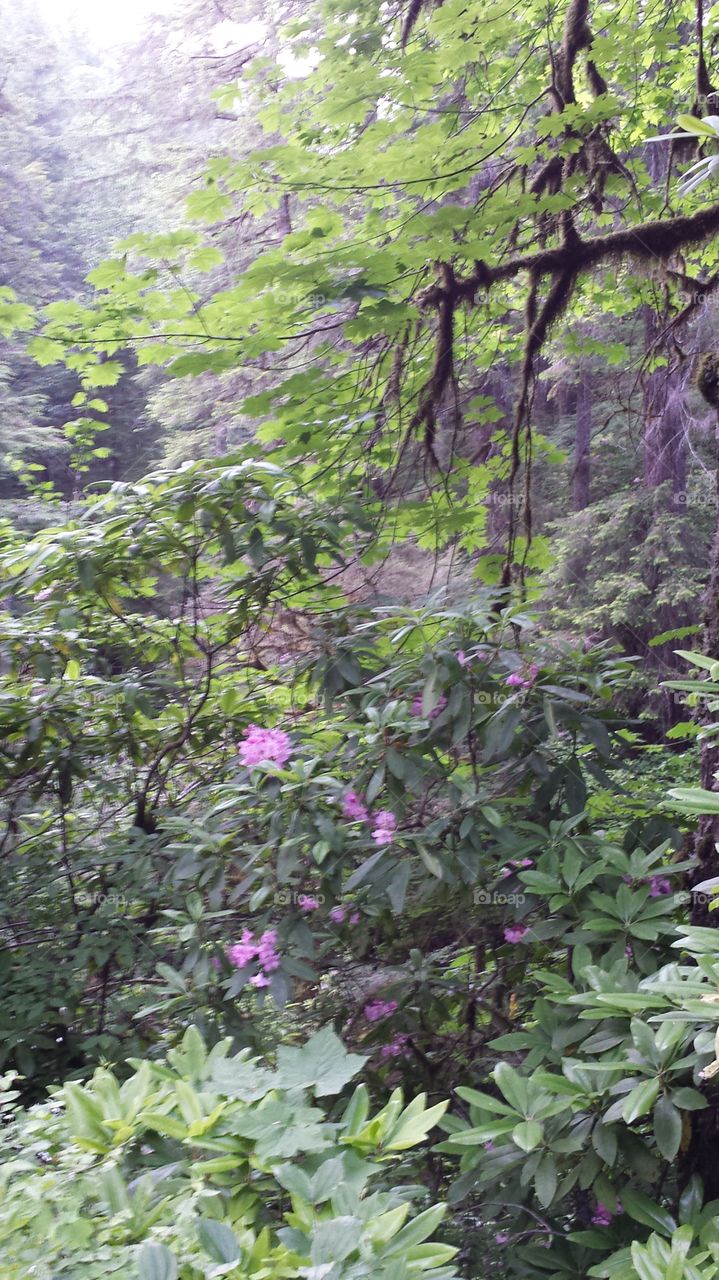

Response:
(411, 694), (447, 719)
(495, 1232), (509, 1244)
(257, 928), (280, 973)
(372, 809), (397, 847)
(372, 826), (394, 846)
(503, 925), (529, 943)
(649, 876), (672, 897)
(210, 957), (221, 970)
(250, 973), (270, 988)
(484, 1140), (495, 1151)
(505, 665), (539, 690)
(238, 724), (293, 768)
(227, 927), (281, 978)
(299, 895), (320, 913)
(456, 651), (469, 667)
(380, 1033), (409, 1058)
(364, 999), (398, 1022)
(591, 1203), (613, 1227)
(625, 943), (633, 959)
(342, 791), (369, 822)
(349, 911), (361, 924)
(330, 906), (346, 923)
(227, 929), (258, 969)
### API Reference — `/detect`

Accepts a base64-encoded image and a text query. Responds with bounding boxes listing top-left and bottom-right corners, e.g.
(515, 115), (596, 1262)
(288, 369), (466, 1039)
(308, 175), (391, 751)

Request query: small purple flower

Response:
(505, 664), (539, 691)
(495, 1231), (509, 1244)
(411, 694), (448, 719)
(591, 1203), (613, 1227)
(649, 875), (672, 897)
(257, 928), (281, 973)
(349, 911), (361, 924)
(364, 998), (398, 1022)
(330, 905), (346, 923)
(505, 672), (527, 688)
(380, 1033), (409, 1058)
(456, 650), (469, 667)
(372, 809), (397, 847)
(374, 810), (397, 831)
(372, 826), (395, 846)
(227, 929), (258, 969)
(250, 973), (270, 988)
(342, 790), (369, 822)
(503, 925), (529, 943)
(299, 895), (319, 913)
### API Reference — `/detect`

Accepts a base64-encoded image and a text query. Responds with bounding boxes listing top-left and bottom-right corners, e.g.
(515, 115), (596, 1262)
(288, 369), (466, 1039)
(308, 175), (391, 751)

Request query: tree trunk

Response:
(572, 371), (591, 510)
(642, 308), (687, 506)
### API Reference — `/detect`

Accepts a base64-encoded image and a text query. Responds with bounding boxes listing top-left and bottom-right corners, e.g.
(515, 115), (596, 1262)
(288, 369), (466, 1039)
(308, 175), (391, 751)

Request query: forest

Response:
(6, 0), (719, 1275)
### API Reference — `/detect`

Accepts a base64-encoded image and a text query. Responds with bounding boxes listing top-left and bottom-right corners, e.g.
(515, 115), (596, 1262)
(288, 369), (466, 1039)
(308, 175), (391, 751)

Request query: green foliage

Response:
(3, 4), (719, 1280)
(0, 1025), (455, 1278)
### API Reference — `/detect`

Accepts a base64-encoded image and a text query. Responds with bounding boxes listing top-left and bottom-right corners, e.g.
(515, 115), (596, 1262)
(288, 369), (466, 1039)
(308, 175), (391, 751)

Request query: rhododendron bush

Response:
(1, 458), (719, 1278)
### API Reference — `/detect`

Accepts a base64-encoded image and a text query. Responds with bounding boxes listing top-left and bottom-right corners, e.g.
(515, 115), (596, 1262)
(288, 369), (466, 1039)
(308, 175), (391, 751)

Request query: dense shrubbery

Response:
(3, 458), (719, 1280)
(6, 0), (719, 1275)
(0, 1024), (454, 1278)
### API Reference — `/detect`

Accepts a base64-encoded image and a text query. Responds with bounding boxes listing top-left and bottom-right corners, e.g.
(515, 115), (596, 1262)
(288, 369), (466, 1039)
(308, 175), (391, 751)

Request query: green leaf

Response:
(511, 1119), (542, 1151)
(534, 1155), (558, 1207)
(623, 1078), (661, 1124)
(277, 1028), (367, 1096)
(630, 1241), (666, 1280)
(654, 1094), (682, 1161)
(494, 1062), (529, 1114)
(137, 1243), (178, 1280)
(197, 1218), (241, 1264)
(621, 1186), (676, 1235)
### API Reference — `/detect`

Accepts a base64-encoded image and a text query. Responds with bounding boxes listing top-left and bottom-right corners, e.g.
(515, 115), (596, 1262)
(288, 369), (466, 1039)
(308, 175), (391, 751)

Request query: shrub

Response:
(0, 1025), (454, 1279)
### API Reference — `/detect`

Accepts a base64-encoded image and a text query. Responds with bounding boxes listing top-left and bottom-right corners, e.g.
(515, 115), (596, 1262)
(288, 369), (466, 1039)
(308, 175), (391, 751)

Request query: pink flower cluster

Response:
(372, 810), (397, 846)
(411, 693), (448, 720)
(340, 791), (398, 847)
(503, 924), (529, 943)
(227, 927), (280, 988)
(649, 875), (672, 897)
(330, 905), (361, 924)
(364, 998), (398, 1022)
(591, 1200), (621, 1227)
(299, 895), (320, 913)
(342, 791), (369, 821)
(505, 663), (539, 690)
(238, 724), (293, 769)
(456, 649), (490, 667)
(381, 1032), (409, 1059)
